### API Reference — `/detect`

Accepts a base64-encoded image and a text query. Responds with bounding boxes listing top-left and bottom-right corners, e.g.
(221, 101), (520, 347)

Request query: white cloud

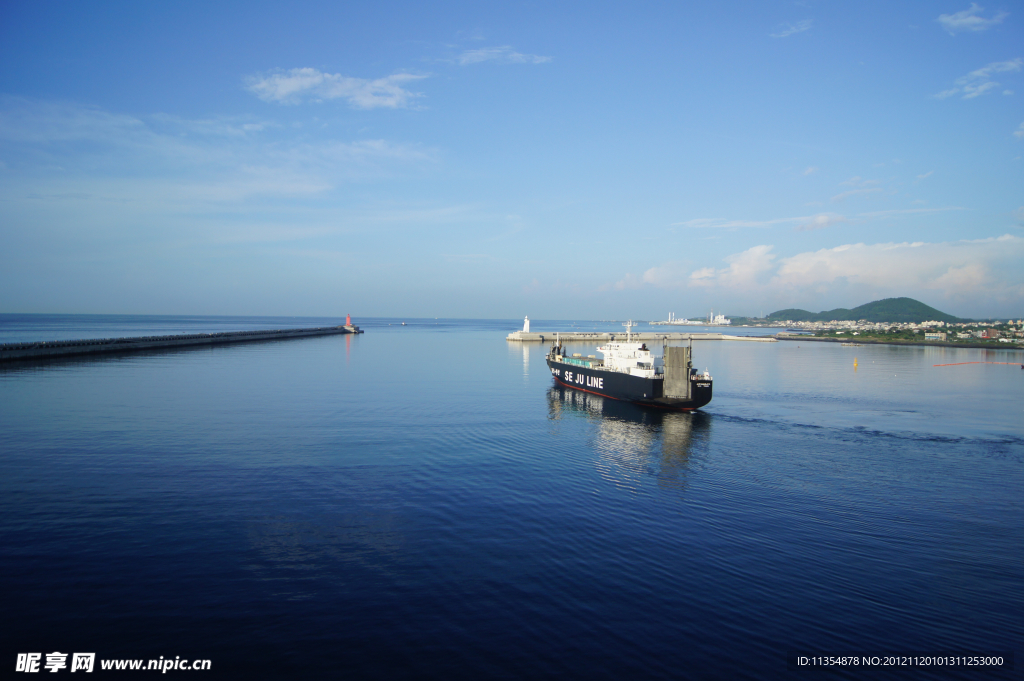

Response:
(457, 46), (551, 65)
(0, 96), (437, 216)
(688, 245), (777, 288)
(613, 273), (643, 290)
(937, 3), (1008, 34)
(795, 213), (848, 231)
(963, 81), (1000, 99)
(675, 206), (963, 233)
(640, 262), (690, 288)
(677, 217), (778, 229)
(0, 97), (147, 144)
(856, 207), (964, 218)
(831, 176), (882, 201)
(150, 114), (275, 137)
(839, 176), (879, 186)
(1015, 122), (1024, 139)
(630, 235), (1024, 307)
(688, 267), (716, 282)
(935, 58), (1023, 99)
(770, 20), (812, 38)
(245, 68), (427, 108)
(675, 212), (847, 230)
(803, 166), (820, 175)
(831, 188), (882, 201)
(1, 96), (432, 167)
(917, 170), (933, 180)
(769, 236), (1023, 297)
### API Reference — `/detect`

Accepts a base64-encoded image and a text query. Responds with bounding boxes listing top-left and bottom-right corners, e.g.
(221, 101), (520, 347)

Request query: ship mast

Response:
(622, 320), (634, 342)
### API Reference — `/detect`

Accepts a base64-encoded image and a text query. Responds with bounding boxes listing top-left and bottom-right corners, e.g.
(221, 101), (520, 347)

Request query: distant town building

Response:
(924, 332), (947, 341)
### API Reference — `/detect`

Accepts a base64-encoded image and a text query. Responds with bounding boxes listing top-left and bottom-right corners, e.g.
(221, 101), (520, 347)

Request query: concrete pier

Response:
(0, 324), (363, 362)
(506, 331), (777, 343)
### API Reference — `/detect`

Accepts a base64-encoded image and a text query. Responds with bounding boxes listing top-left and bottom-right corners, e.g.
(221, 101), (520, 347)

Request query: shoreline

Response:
(776, 334), (1024, 352)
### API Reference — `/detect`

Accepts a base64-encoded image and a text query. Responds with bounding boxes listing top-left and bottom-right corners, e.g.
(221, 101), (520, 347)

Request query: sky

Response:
(1, 1), (1022, 319)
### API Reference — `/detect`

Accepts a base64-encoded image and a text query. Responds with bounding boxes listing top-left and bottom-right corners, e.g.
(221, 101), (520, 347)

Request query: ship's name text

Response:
(552, 368), (604, 390)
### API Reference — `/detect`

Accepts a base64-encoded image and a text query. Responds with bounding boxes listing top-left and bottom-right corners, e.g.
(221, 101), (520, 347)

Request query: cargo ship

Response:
(545, 322), (712, 411)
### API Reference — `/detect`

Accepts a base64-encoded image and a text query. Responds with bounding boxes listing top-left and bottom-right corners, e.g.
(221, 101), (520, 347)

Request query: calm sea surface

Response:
(2, 315), (1022, 679)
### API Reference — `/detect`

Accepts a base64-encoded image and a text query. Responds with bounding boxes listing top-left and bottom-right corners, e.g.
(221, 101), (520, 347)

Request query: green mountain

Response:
(767, 297), (962, 324)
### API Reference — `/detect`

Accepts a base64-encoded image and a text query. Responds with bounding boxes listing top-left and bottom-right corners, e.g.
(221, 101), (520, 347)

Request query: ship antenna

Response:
(622, 320), (633, 341)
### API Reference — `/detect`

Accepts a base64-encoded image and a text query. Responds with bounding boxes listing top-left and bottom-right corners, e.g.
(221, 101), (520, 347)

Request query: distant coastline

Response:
(776, 334), (1024, 352)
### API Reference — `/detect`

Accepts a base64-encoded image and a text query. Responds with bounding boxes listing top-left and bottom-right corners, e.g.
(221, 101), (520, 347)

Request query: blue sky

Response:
(1, 1), (1021, 319)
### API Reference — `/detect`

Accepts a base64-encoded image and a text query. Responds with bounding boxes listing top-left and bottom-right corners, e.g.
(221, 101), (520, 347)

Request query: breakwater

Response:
(0, 324), (362, 362)
(506, 331), (777, 343)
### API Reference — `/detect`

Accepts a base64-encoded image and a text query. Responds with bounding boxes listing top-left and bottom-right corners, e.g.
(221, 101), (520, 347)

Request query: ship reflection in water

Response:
(546, 386), (711, 493)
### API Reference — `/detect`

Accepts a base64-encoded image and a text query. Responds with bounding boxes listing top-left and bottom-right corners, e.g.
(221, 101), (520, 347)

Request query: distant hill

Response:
(767, 297), (962, 323)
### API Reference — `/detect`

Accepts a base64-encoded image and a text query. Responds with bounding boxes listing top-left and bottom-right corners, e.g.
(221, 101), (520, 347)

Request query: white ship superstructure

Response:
(596, 322), (657, 378)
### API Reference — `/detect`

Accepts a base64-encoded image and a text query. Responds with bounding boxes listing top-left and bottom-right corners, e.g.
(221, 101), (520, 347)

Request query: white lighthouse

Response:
(523, 316), (530, 333)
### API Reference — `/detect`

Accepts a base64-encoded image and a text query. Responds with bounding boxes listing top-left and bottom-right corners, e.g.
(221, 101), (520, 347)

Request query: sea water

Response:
(1, 315), (1021, 679)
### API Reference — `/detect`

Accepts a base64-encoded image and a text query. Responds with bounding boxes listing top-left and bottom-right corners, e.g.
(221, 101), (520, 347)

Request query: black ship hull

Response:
(546, 358), (712, 411)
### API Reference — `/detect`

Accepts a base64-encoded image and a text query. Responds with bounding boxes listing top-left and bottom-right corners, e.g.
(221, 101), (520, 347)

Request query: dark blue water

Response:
(2, 316), (1021, 679)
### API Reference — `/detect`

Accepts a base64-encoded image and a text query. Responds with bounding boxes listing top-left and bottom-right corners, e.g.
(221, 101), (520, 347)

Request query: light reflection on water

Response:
(546, 387), (709, 494)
